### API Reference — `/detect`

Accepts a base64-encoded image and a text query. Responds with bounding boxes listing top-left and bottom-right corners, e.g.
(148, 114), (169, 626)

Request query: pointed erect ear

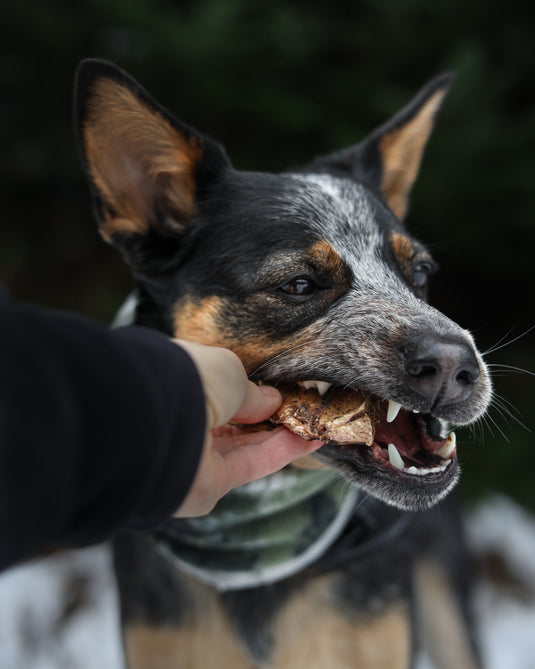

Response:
(309, 73), (455, 221)
(74, 59), (230, 248)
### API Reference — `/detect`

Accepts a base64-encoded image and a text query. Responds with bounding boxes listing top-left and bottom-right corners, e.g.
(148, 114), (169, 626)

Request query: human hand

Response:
(173, 340), (322, 517)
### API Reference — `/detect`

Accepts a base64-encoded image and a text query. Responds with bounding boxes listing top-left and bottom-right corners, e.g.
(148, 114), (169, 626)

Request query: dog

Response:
(75, 59), (492, 669)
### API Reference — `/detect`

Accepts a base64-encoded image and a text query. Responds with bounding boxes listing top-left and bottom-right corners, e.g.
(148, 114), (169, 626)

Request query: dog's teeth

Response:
(316, 381), (332, 396)
(439, 419), (451, 439)
(404, 462), (450, 476)
(386, 400), (402, 423)
(388, 443), (404, 470)
(299, 380), (331, 395)
(299, 381), (315, 390)
(436, 431), (457, 459)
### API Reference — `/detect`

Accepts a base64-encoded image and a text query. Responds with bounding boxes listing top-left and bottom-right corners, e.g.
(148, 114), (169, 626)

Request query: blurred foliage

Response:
(1, 0), (534, 508)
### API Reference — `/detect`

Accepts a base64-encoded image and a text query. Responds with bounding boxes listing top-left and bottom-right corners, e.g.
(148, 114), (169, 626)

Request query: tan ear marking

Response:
(378, 87), (447, 220)
(83, 78), (202, 240)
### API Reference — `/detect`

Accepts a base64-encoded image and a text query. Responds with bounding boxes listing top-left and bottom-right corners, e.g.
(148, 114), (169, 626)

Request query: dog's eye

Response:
(412, 261), (436, 293)
(413, 264), (430, 288)
(279, 276), (317, 299)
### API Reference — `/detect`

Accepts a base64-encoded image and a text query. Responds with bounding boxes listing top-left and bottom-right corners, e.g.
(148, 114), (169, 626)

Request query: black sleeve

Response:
(0, 295), (206, 570)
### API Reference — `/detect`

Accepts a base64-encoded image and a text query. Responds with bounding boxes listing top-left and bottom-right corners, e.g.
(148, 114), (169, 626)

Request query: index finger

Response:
(219, 428), (323, 494)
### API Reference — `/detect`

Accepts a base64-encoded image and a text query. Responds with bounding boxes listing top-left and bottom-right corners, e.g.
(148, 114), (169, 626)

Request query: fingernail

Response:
(259, 385), (281, 401)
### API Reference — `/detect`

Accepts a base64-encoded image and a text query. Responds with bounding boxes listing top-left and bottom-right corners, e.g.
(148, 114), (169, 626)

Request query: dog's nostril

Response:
(455, 366), (480, 386)
(407, 361), (439, 378)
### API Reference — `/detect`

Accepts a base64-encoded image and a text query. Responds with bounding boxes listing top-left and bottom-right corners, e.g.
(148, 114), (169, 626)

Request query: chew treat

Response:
(269, 385), (378, 445)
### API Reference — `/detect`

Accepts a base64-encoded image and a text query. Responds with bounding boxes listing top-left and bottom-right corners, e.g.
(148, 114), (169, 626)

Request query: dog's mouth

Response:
(268, 381), (459, 511)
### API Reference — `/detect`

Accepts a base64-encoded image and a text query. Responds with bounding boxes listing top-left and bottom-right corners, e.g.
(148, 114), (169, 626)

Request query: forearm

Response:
(0, 297), (205, 569)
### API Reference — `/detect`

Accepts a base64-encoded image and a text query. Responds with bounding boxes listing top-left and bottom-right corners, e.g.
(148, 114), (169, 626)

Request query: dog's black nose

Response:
(403, 338), (480, 409)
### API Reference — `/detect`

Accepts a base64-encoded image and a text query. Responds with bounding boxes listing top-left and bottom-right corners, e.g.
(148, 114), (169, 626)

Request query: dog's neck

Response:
(153, 467), (359, 591)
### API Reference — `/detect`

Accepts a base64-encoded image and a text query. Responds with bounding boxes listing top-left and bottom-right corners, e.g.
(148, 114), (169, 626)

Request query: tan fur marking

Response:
(124, 579), (251, 669)
(307, 240), (349, 287)
(390, 231), (415, 281)
(125, 625), (252, 669)
(414, 559), (480, 669)
(173, 296), (319, 375)
(84, 78), (202, 240)
(100, 216), (146, 240)
(379, 88), (447, 220)
(271, 576), (411, 669)
(173, 296), (227, 348)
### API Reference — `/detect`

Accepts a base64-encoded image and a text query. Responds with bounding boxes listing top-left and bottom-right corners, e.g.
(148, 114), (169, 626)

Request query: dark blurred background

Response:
(2, 0), (534, 508)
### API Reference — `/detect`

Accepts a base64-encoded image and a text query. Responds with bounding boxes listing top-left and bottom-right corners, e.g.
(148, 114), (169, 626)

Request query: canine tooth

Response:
(387, 400), (402, 423)
(316, 381), (332, 396)
(438, 418), (450, 439)
(388, 443), (404, 470)
(436, 431), (457, 459)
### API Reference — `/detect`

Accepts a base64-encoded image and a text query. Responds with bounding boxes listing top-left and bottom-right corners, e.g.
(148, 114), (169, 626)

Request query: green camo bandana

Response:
(154, 466), (359, 591)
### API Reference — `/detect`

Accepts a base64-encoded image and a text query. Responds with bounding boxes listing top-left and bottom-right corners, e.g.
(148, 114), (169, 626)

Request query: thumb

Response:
(174, 340), (282, 428)
(232, 384), (282, 424)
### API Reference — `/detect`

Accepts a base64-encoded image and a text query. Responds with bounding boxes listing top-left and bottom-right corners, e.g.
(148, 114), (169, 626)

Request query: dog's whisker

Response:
(490, 393), (531, 432)
(487, 363), (535, 377)
(473, 419), (485, 446)
(482, 411), (511, 443)
(249, 335), (342, 378)
(491, 391), (523, 415)
(482, 324), (535, 356)
(481, 325), (518, 356)
(466, 418), (484, 446)
(478, 413), (497, 440)
(248, 341), (318, 377)
(489, 403), (516, 429)
(335, 478), (355, 506)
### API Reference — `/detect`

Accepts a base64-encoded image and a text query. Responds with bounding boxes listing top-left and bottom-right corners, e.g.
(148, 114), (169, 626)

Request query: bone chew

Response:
(270, 385), (377, 446)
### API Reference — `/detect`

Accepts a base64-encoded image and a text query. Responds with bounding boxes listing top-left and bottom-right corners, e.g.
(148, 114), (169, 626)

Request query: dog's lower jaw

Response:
(332, 392), (480, 511)
(318, 445), (460, 512)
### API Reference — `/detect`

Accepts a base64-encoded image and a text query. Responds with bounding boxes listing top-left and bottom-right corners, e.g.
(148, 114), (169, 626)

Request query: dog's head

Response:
(75, 60), (492, 511)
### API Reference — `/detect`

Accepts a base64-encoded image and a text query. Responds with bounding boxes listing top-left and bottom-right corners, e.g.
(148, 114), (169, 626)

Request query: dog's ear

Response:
(74, 59), (230, 259)
(309, 74), (454, 221)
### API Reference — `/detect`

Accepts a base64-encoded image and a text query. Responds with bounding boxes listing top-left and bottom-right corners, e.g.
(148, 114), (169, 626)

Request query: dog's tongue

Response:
(270, 384), (379, 445)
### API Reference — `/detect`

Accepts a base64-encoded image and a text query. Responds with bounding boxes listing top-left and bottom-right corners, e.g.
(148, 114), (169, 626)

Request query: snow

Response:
(0, 546), (124, 669)
(1, 496), (534, 669)
(466, 496), (535, 669)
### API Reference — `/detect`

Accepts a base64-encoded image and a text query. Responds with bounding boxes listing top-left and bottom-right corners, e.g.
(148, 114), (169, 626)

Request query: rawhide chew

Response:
(269, 385), (378, 445)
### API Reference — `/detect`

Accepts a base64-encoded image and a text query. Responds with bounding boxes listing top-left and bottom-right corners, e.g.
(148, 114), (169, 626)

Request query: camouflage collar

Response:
(153, 467), (360, 591)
